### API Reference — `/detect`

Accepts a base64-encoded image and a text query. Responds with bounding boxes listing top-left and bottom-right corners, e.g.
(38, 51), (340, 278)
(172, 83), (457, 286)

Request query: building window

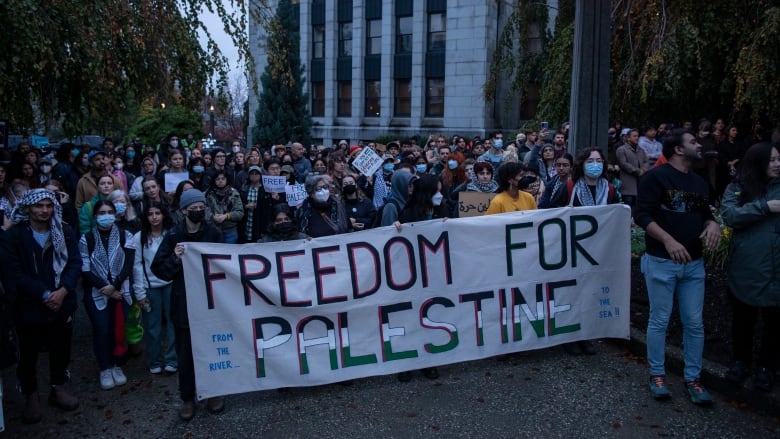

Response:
(394, 79), (411, 117)
(367, 19), (381, 55)
(338, 81), (352, 117)
(428, 12), (446, 51)
(425, 78), (444, 117)
(365, 81), (380, 117)
(396, 16), (412, 54)
(525, 23), (543, 54)
(311, 82), (324, 117)
(313, 25), (325, 59)
(339, 22), (352, 57)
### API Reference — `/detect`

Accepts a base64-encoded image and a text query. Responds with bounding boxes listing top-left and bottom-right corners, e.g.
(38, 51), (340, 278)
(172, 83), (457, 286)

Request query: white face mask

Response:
(113, 163), (123, 170)
(432, 192), (444, 206)
(170, 140), (178, 148)
(314, 189), (330, 202)
(232, 146), (241, 153)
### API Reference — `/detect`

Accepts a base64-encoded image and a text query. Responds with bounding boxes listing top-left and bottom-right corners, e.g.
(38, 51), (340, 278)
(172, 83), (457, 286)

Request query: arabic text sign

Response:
(458, 191), (495, 217)
(351, 147), (383, 176)
(182, 205), (632, 399)
(262, 175), (287, 193)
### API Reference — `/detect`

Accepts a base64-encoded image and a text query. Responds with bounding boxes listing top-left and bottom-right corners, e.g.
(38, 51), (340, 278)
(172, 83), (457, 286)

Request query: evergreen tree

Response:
(252, 0), (312, 147)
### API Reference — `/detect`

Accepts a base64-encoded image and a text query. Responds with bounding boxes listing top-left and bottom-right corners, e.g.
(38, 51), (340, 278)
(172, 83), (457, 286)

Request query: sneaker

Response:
(206, 396), (225, 414)
(48, 385), (79, 411)
(648, 375), (671, 400)
(164, 364), (178, 374)
(725, 361), (750, 383)
(149, 366), (162, 375)
(422, 367), (439, 380)
(100, 369), (115, 390)
(754, 367), (775, 392)
(111, 366), (127, 386)
(685, 380), (713, 406)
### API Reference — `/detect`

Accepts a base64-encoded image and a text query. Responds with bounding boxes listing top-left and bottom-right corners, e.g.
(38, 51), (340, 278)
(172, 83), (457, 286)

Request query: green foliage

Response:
(129, 105), (203, 148)
(534, 20), (574, 130)
(703, 214), (732, 270)
(734, 7), (780, 122)
(252, 0), (312, 147)
(630, 226), (646, 257)
(0, 0), (260, 137)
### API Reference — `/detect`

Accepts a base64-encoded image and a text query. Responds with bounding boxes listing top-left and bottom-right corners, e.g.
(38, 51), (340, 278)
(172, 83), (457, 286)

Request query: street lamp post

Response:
(209, 105), (215, 140)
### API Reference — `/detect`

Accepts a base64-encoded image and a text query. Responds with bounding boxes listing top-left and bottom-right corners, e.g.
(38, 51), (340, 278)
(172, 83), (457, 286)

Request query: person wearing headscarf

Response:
(0, 189), (82, 423)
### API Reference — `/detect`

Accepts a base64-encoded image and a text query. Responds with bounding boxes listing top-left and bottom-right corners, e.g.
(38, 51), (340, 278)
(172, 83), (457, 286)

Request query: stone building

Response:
(248, 0), (555, 147)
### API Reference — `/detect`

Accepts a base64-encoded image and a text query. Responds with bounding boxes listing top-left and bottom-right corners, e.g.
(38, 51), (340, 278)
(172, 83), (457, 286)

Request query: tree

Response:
(0, 0), (269, 137)
(487, 1), (780, 131)
(130, 105), (203, 148)
(251, 0), (312, 147)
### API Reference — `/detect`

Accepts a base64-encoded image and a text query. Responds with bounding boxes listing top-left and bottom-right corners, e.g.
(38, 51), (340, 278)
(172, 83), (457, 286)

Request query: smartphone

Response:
(540, 121), (549, 130)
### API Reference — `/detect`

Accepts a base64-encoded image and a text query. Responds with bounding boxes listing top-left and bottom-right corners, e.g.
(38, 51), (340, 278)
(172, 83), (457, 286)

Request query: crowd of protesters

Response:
(0, 117), (778, 425)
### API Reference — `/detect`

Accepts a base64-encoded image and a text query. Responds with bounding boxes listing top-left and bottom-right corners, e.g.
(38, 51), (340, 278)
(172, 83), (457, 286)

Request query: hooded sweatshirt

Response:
(380, 171), (416, 226)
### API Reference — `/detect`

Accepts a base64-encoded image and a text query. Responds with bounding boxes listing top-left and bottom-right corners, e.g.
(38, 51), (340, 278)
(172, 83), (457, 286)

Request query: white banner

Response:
(183, 204), (631, 400)
(164, 172), (190, 193)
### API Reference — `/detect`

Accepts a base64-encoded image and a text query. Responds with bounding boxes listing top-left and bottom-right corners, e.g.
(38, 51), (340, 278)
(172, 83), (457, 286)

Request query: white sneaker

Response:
(149, 366), (162, 374)
(100, 369), (115, 390)
(111, 366), (127, 386)
(164, 365), (178, 373)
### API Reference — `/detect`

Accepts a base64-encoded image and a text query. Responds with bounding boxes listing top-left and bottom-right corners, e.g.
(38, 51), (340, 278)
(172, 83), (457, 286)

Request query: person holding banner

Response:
(205, 170), (244, 244)
(151, 189), (224, 420)
(485, 163), (537, 214)
(636, 129), (721, 406)
(296, 175), (350, 237)
(393, 174), (447, 381)
(262, 204), (308, 242)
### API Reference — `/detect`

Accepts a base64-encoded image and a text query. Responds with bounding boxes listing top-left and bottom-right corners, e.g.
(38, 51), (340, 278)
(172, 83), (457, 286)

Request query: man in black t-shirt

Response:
(635, 129), (721, 406)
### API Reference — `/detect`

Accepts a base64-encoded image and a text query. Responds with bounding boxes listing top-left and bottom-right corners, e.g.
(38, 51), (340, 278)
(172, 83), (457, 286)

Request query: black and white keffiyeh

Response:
(570, 177), (609, 206)
(12, 189), (68, 287)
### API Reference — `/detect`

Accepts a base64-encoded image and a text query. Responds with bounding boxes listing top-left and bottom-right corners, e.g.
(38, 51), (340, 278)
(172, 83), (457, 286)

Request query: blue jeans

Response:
(84, 296), (130, 371)
(641, 254), (705, 381)
(222, 228), (238, 244)
(142, 284), (177, 369)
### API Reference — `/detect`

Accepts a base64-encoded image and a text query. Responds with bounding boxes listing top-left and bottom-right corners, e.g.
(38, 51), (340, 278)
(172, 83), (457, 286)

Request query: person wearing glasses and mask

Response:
(295, 175), (350, 238)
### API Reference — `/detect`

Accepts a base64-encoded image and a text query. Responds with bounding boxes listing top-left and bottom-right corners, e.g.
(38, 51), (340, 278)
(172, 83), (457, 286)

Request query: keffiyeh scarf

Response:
(12, 189), (68, 287)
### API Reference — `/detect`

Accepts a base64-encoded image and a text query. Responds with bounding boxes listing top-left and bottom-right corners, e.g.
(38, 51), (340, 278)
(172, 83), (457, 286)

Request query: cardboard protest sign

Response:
(183, 205), (631, 399)
(458, 192), (496, 217)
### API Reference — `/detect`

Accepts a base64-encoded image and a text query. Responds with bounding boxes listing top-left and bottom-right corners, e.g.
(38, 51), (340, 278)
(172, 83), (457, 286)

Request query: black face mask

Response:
(342, 184), (357, 195)
(187, 210), (206, 223)
(272, 221), (297, 235)
(516, 175), (538, 190)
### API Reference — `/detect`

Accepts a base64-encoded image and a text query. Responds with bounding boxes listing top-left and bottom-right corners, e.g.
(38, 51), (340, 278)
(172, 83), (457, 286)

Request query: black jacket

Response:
(151, 221), (222, 328)
(0, 222), (81, 324)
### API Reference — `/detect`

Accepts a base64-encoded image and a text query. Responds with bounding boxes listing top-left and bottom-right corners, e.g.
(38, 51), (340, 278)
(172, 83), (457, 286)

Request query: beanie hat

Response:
(179, 189), (206, 210)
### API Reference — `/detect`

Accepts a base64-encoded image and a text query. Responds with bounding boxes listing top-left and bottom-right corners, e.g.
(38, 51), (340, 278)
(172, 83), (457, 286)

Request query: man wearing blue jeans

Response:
(635, 129), (722, 406)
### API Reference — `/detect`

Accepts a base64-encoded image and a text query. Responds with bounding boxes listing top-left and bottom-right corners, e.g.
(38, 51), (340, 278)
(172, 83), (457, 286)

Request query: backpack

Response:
(372, 199), (402, 228)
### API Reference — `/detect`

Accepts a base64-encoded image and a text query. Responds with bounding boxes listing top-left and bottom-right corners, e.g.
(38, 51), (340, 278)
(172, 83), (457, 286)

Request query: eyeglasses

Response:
(316, 185), (329, 191)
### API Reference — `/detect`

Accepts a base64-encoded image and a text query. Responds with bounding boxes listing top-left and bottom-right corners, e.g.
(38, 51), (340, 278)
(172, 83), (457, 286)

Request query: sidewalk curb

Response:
(626, 327), (780, 416)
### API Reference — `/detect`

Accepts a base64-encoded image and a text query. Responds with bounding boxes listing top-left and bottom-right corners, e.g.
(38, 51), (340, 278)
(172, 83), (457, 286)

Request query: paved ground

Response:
(2, 335), (779, 438)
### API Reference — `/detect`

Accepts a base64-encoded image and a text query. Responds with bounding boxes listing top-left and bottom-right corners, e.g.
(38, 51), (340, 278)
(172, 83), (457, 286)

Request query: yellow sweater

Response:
(485, 191), (537, 214)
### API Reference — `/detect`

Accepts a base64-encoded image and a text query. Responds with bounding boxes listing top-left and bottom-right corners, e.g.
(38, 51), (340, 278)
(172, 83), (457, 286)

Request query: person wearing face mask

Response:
(438, 151), (466, 217)
(393, 174), (447, 382)
(151, 189), (224, 420)
(295, 175), (350, 238)
(205, 170), (244, 244)
(485, 162), (537, 214)
(129, 156), (158, 201)
(239, 165), (281, 243)
(79, 175), (119, 235)
(37, 156), (55, 187)
(187, 157), (211, 193)
(342, 173), (377, 231)
(477, 132), (507, 171)
(263, 204), (308, 242)
(107, 189), (140, 234)
(79, 200), (137, 391)
(155, 133), (181, 168)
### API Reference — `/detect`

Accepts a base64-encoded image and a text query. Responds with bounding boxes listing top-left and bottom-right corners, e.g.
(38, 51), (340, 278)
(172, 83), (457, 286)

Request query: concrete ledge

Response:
(626, 327), (780, 416)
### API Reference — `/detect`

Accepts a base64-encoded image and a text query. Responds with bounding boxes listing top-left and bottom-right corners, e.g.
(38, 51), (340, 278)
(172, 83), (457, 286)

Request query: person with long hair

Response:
(539, 153), (574, 208)
(205, 169), (244, 244)
(106, 189), (140, 234)
(187, 156), (211, 193)
(263, 204), (308, 242)
(79, 174), (117, 235)
(485, 163), (537, 214)
(342, 173), (376, 230)
(80, 200), (136, 390)
(129, 156), (158, 201)
(133, 202), (176, 375)
(392, 174), (446, 382)
(721, 142), (780, 392)
(564, 148), (619, 207)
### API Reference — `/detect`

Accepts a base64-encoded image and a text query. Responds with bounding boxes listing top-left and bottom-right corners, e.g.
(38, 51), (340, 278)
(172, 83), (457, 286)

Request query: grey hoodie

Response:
(380, 171), (416, 226)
